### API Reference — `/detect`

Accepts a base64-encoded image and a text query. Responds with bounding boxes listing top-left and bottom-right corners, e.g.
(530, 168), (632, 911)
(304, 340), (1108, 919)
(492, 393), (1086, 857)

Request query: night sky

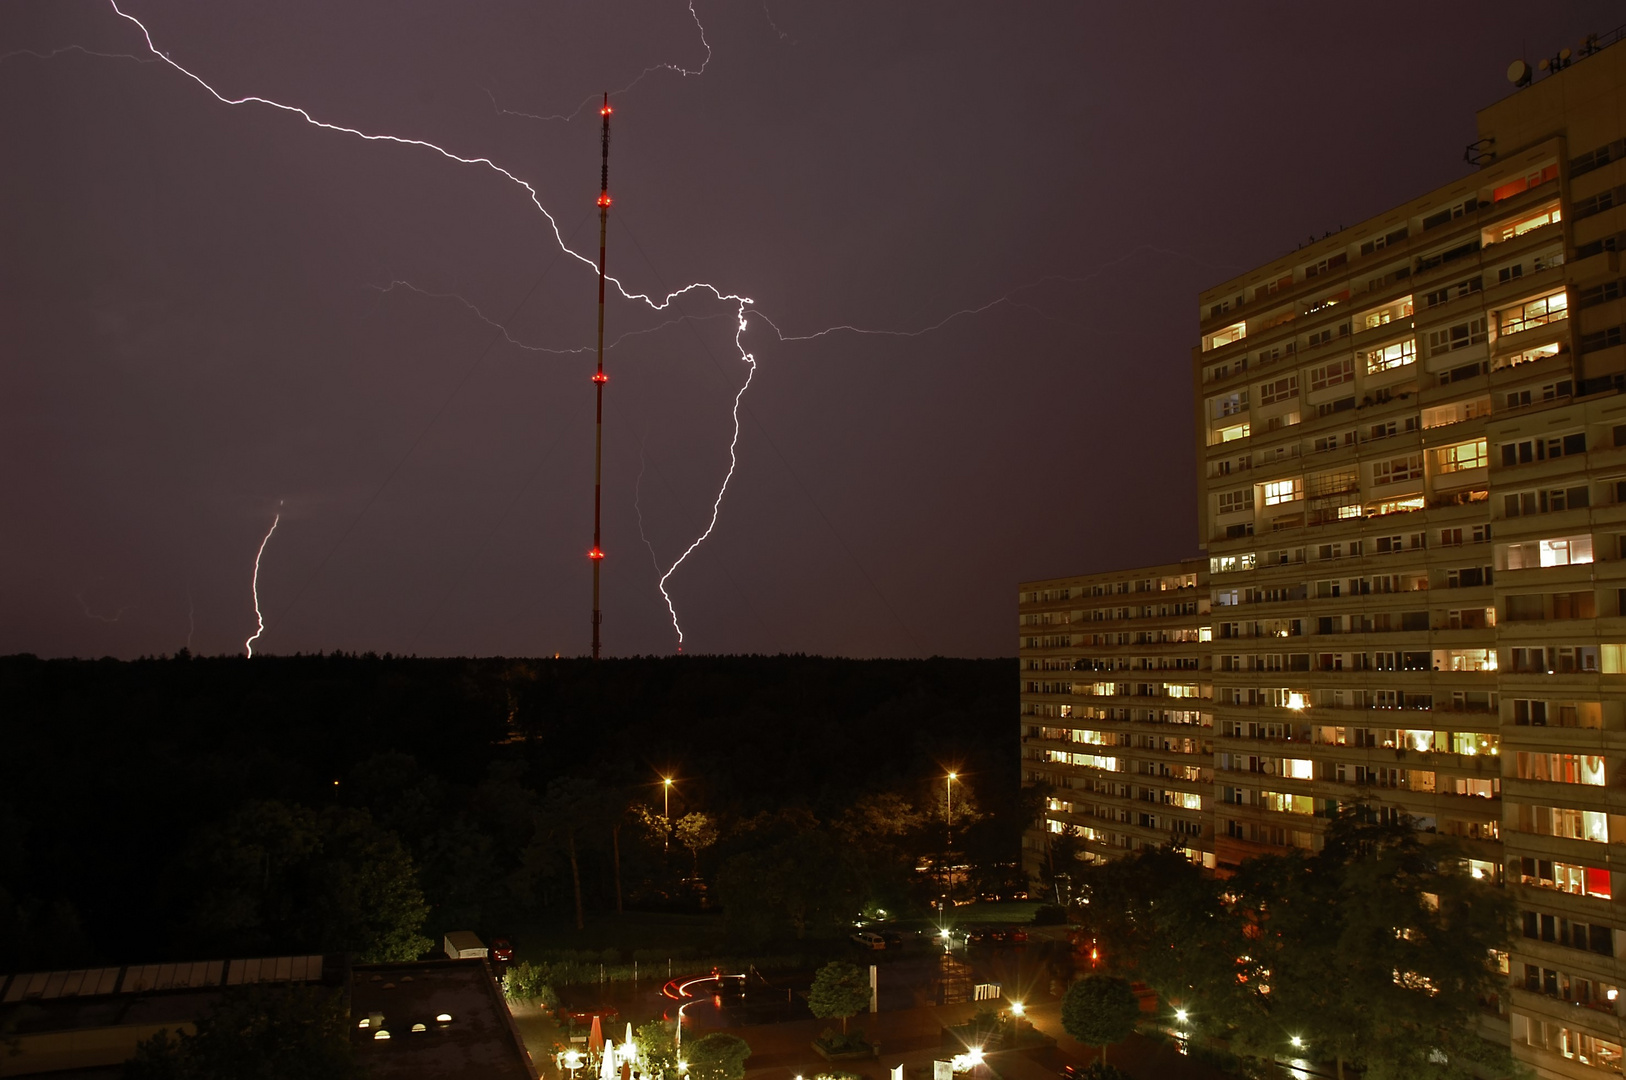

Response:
(3, 2), (1619, 660)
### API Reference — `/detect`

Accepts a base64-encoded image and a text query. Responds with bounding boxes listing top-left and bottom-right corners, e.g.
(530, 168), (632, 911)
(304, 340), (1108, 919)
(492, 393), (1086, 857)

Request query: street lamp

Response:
(663, 777), (674, 853)
(946, 772), (957, 847)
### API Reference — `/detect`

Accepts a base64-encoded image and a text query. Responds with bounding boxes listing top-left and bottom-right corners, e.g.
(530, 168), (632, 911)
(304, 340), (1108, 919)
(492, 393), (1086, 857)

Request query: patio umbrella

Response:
(601, 1041), (617, 1080)
(588, 1015), (604, 1058)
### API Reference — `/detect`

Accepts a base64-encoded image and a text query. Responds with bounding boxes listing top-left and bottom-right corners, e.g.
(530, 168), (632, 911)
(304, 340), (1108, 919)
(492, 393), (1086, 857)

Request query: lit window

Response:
(1263, 479), (1301, 506)
(1369, 496), (1425, 516)
(1484, 202), (1562, 245)
(1499, 290), (1568, 335)
(1206, 321), (1246, 352)
(1218, 423), (1250, 443)
(1434, 439), (1486, 473)
(1364, 338), (1417, 374)
(1540, 536), (1593, 567)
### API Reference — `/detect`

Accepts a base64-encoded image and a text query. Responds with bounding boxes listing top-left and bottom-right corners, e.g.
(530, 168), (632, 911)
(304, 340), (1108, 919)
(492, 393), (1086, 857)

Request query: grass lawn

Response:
(950, 900), (1043, 924)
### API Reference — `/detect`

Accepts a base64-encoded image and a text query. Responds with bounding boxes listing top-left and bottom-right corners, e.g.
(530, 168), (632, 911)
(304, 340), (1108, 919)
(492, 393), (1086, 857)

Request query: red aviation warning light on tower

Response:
(589, 93), (611, 659)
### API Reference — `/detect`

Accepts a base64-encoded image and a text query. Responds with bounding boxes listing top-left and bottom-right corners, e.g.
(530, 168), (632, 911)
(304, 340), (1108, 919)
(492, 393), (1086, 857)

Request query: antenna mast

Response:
(589, 92), (611, 659)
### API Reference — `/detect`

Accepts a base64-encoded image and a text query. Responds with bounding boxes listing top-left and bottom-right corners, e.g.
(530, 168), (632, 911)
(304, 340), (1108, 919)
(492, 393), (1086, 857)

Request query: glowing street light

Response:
(946, 772), (957, 846)
(1009, 1001), (1024, 1017)
(1289, 1036), (1305, 1050)
(663, 776), (674, 852)
(1174, 1009), (1189, 1024)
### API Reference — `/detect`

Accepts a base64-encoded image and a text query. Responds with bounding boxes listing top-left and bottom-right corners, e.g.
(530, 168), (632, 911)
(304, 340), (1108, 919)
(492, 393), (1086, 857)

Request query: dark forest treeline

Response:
(0, 652), (1014, 969)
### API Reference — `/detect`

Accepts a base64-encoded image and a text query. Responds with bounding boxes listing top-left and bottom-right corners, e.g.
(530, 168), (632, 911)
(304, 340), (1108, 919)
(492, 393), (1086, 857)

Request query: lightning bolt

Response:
(74, 587), (126, 623)
(370, 280), (731, 355)
(654, 311), (754, 649)
(245, 502), (282, 658)
(90, 0), (760, 651)
(47, 5), (1236, 654)
(485, 0), (711, 123)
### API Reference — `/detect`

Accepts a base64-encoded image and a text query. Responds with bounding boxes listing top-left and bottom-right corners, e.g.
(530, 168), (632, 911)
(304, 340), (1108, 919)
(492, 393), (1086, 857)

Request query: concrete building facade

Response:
(1022, 33), (1626, 1080)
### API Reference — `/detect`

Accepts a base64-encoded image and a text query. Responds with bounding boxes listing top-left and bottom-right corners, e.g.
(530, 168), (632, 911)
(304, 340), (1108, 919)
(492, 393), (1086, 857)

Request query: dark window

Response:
(1581, 326), (1624, 354)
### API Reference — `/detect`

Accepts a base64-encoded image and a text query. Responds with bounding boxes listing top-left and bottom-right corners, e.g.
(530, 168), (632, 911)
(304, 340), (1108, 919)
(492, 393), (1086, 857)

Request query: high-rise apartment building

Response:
(1022, 33), (1626, 1079)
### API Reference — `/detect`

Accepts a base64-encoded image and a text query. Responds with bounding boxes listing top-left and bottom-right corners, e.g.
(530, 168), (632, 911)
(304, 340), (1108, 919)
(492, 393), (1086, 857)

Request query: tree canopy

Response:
(684, 1033), (751, 1080)
(807, 960), (871, 1034)
(124, 985), (361, 1080)
(176, 800), (430, 962)
(1074, 816), (1516, 1080)
(1060, 975), (1140, 1066)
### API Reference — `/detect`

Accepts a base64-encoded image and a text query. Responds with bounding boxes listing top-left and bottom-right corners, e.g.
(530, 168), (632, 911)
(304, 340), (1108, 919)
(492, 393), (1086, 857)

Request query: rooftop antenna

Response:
(590, 92), (611, 659)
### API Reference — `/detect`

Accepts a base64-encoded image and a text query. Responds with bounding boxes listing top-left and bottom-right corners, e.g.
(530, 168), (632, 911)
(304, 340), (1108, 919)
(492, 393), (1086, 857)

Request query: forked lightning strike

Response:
(486, 0), (711, 123)
(97, 0), (754, 649)
(371, 280), (731, 355)
(44, 5), (1220, 652)
(245, 502), (282, 658)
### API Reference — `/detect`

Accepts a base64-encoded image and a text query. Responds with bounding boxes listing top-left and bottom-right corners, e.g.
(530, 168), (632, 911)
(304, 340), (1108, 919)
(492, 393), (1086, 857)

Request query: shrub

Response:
(685, 1033), (750, 1080)
(815, 1028), (871, 1054)
(501, 961), (558, 1008)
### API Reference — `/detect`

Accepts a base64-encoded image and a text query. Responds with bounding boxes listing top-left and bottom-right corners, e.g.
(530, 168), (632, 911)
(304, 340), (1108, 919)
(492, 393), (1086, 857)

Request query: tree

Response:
(1061, 975), (1140, 1068)
(540, 777), (604, 932)
(124, 985), (362, 1080)
(1074, 845), (1257, 1041)
(1231, 813), (1516, 1080)
(807, 960), (870, 1035)
(715, 823), (862, 947)
(685, 1032), (751, 1080)
(674, 812), (719, 878)
(634, 1019), (679, 1080)
(177, 801), (430, 961)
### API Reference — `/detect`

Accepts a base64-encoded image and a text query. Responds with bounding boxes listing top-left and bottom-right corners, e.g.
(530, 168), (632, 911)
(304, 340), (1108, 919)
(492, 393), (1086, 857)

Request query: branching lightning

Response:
(96, 0), (757, 650)
(48, 4), (1236, 654)
(370, 279), (731, 355)
(245, 502), (282, 658)
(485, 0), (710, 123)
(653, 310), (755, 650)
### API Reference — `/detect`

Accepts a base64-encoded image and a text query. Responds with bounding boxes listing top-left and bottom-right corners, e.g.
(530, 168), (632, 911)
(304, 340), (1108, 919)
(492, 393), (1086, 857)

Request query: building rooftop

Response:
(350, 958), (536, 1080)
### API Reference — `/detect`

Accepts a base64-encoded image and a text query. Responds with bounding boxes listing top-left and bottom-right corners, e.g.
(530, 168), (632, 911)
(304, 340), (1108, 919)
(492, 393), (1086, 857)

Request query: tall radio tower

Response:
(589, 93), (611, 659)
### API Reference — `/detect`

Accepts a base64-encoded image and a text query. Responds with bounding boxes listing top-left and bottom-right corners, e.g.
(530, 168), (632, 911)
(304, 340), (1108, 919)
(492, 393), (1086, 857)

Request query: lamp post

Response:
(663, 777), (673, 853)
(946, 772), (957, 847)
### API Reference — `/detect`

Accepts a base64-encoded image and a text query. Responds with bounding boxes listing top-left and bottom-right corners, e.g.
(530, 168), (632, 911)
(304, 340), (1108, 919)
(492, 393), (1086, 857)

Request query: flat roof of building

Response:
(1020, 555), (1206, 592)
(351, 958), (535, 1080)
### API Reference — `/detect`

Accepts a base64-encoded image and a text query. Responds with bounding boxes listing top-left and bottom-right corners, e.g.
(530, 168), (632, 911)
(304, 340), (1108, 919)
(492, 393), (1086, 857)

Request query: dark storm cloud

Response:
(1, 1), (1617, 658)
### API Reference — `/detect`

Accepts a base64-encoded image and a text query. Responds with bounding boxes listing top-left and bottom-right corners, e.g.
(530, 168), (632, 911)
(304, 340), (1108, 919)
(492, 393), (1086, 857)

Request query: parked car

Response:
(489, 937), (514, 963)
(850, 931), (887, 950)
(965, 926), (993, 945)
(1009, 928), (1029, 945)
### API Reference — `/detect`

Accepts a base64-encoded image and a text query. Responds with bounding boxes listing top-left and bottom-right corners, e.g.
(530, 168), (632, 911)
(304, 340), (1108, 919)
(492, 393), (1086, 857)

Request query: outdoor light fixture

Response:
(968, 1047), (984, 1066)
(1175, 1009), (1188, 1023)
(1010, 1001), (1024, 1016)
(1286, 692), (1307, 711)
(437, 1013), (453, 1022)
(1290, 1036), (1305, 1049)
(374, 1030), (391, 1040)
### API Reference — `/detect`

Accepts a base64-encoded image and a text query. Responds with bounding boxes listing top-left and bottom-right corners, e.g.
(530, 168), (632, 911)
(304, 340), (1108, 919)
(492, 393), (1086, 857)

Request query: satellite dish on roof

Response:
(1507, 59), (1531, 86)
(1561, 48), (1573, 62)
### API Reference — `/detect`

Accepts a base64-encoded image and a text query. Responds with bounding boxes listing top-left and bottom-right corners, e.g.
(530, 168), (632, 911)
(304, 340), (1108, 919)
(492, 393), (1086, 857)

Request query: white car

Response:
(850, 931), (886, 950)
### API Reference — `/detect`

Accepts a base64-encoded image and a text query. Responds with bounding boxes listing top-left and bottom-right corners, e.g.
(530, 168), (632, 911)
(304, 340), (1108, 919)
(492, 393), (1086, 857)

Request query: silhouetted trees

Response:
(0, 652), (1013, 966)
